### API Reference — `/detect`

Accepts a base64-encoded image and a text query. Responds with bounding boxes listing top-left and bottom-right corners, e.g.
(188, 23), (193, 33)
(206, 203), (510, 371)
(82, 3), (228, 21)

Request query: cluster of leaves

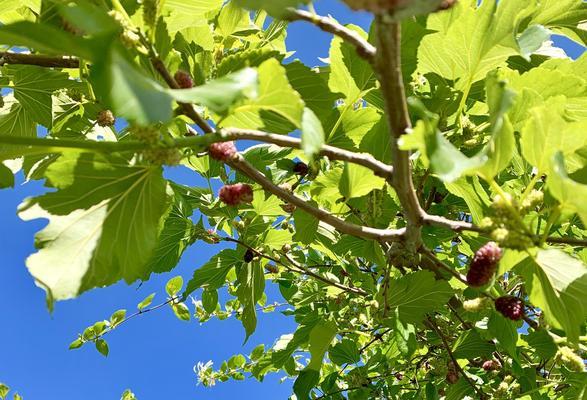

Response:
(0, 384), (22, 400)
(0, 0), (586, 399)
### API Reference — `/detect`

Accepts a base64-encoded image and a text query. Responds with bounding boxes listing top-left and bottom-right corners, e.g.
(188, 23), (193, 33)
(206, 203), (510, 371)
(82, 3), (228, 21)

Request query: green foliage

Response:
(0, 0), (586, 398)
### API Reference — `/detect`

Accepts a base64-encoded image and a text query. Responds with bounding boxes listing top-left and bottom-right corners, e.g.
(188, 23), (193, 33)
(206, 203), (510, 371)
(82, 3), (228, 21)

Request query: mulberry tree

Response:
(0, 0), (586, 398)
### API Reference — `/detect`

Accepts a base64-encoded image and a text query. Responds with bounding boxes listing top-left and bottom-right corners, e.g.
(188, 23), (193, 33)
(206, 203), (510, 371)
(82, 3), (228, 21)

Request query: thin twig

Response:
(284, 9), (376, 62)
(223, 237), (367, 296)
(426, 316), (487, 399)
(0, 51), (79, 68)
(281, 253), (368, 296)
(221, 128), (394, 182)
(228, 153), (406, 242)
(423, 214), (484, 233)
(544, 236), (587, 247)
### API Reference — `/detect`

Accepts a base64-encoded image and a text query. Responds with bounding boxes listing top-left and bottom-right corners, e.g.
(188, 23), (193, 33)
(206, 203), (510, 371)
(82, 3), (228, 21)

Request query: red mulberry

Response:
(219, 183), (254, 206)
(209, 142), (237, 162)
(482, 360), (500, 371)
(174, 70), (194, 89)
(466, 242), (502, 287)
(495, 296), (525, 321)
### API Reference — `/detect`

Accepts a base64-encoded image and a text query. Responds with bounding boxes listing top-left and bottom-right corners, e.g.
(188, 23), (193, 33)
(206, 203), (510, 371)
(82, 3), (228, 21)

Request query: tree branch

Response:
(221, 127), (394, 181)
(373, 17), (425, 251)
(0, 52), (80, 68)
(545, 236), (587, 247)
(422, 214), (484, 233)
(284, 9), (376, 62)
(149, 56), (214, 134)
(425, 316), (487, 399)
(227, 153), (406, 242)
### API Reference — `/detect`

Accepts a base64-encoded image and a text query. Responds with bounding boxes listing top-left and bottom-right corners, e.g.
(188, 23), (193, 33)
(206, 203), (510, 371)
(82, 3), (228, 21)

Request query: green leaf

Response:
(293, 369), (320, 400)
(201, 288), (218, 313)
(452, 329), (495, 359)
(237, 262), (265, 342)
(91, 47), (175, 125)
(110, 309), (127, 328)
(517, 25), (552, 61)
(121, 389), (138, 400)
(327, 107), (381, 151)
(165, 275), (184, 297)
(144, 192), (194, 274)
(329, 339), (360, 366)
(172, 302), (191, 321)
(519, 249), (587, 343)
(328, 24), (375, 101)
(0, 383), (9, 400)
(286, 61), (337, 118)
(444, 176), (491, 224)
(300, 108), (324, 159)
(0, 95), (37, 158)
(521, 99), (587, 173)
(184, 249), (240, 297)
(293, 207), (319, 245)
(0, 163), (14, 189)
(19, 152), (170, 301)
(138, 293), (156, 311)
(95, 338), (109, 357)
(548, 152), (587, 227)
(418, 0), (531, 91)
(169, 68), (259, 115)
(476, 71), (516, 180)
(487, 311), (519, 360)
(388, 271), (453, 324)
(217, 2), (251, 37)
(69, 338), (84, 350)
(339, 162), (386, 200)
(0, 21), (93, 59)
(220, 59), (304, 133)
(235, 0), (308, 17)
(307, 321), (337, 370)
(524, 329), (558, 360)
(8, 65), (78, 127)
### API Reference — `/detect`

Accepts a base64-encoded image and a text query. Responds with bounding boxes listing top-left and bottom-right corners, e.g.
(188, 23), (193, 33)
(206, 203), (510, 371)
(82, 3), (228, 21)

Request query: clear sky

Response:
(0, 2), (584, 399)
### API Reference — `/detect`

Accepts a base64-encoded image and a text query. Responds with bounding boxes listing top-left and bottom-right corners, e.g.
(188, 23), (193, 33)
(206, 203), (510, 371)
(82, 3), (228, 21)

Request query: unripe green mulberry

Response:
(131, 125), (160, 145)
(143, 148), (182, 166)
(558, 346), (585, 372)
(463, 297), (492, 312)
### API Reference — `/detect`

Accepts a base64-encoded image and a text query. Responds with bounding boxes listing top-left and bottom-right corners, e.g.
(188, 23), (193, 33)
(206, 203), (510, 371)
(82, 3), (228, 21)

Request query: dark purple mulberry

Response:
(244, 249), (255, 263)
(466, 242), (502, 287)
(495, 296), (525, 321)
(292, 161), (309, 176)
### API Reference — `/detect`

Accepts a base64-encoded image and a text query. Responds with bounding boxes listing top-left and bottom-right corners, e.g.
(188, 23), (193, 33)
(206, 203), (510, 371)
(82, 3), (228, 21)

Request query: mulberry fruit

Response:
(558, 346), (585, 372)
(482, 359), (501, 371)
(97, 110), (115, 127)
(292, 161), (309, 176)
(208, 142), (237, 162)
(495, 296), (525, 321)
(174, 70), (194, 89)
(219, 183), (254, 206)
(466, 242), (502, 287)
(243, 249), (255, 263)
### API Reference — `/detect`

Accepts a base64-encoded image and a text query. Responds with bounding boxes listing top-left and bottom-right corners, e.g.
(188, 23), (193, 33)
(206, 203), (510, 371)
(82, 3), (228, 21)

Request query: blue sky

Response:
(0, 2), (584, 399)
